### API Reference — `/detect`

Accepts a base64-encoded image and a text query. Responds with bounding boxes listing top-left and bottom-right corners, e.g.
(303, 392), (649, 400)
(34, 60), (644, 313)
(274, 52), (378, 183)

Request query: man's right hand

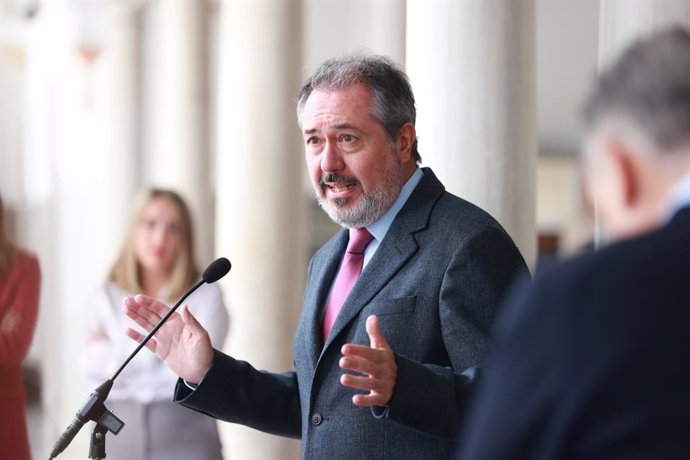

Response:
(122, 294), (213, 384)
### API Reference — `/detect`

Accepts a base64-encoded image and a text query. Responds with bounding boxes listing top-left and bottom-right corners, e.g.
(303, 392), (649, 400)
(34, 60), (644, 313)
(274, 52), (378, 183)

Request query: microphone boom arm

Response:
(48, 257), (232, 459)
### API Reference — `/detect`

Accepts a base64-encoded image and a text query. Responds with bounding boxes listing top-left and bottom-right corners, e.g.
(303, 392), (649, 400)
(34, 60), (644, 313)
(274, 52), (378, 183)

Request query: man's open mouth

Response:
(326, 183), (356, 193)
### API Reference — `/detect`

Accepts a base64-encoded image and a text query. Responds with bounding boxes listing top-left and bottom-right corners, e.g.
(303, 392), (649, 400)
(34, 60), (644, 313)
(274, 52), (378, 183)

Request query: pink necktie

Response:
(322, 228), (374, 343)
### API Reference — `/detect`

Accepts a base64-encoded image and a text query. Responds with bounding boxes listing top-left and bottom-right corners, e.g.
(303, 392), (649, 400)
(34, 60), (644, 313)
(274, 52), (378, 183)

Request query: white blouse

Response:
(79, 281), (229, 403)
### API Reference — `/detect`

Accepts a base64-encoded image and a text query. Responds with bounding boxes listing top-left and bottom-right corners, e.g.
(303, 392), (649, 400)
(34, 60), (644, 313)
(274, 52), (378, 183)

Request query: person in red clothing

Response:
(0, 194), (41, 460)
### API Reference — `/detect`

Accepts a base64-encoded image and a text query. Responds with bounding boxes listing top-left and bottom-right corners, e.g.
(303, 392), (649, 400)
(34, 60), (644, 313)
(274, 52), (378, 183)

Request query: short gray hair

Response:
(583, 27), (690, 153)
(297, 53), (421, 163)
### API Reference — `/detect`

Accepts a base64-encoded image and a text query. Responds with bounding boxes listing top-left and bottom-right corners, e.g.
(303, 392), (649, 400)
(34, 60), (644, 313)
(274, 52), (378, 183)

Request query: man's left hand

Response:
(339, 314), (397, 407)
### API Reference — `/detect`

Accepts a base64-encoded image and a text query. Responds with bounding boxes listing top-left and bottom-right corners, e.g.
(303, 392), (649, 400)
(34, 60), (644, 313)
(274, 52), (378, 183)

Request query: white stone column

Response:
(599, 0), (690, 66)
(99, 3), (140, 259)
(215, 0), (305, 458)
(368, 0), (406, 65)
(303, 0), (406, 69)
(32, 1), (140, 455)
(145, 0), (213, 264)
(22, 4), (69, 453)
(595, 0), (690, 245)
(406, 0), (537, 267)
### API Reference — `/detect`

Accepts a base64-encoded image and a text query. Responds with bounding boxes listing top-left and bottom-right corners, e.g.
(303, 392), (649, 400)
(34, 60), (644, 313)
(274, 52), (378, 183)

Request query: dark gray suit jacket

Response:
(174, 168), (528, 458)
(458, 206), (690, 459)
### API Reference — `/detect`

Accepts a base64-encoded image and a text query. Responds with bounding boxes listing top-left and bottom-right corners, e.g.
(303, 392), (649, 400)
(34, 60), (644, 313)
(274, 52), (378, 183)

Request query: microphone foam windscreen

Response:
(202, 257), (232, 283)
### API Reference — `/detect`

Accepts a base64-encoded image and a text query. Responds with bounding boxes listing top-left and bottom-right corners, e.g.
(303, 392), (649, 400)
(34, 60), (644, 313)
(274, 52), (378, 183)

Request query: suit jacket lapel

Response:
(302, 230), (349, 366)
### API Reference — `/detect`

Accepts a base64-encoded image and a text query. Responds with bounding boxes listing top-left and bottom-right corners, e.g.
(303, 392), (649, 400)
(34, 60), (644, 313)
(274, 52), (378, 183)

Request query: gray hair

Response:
(297, 53), (421, 163)
(583, 27), (690, 153)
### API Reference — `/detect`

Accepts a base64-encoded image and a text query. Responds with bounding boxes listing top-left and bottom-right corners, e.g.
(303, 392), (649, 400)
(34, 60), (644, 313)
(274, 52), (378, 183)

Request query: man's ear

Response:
(396, 122), (416, 164)
(607, 140), (640, 208)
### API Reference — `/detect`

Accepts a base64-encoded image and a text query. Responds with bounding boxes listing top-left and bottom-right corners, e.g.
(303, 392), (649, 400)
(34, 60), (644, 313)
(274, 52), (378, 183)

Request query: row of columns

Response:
(13, 0), (690, 458)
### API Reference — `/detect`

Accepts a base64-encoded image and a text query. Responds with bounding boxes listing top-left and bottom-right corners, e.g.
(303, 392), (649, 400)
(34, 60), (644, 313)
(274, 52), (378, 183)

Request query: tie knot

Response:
(347, 228), (374, 255)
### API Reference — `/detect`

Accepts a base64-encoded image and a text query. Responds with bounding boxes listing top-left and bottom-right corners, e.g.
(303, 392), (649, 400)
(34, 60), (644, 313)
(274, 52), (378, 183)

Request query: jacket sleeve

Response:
(0, 253), (41, 368)
(380, 227), (529, 440)
(173, 349), (302, 439)
(457, 276), (562, 459)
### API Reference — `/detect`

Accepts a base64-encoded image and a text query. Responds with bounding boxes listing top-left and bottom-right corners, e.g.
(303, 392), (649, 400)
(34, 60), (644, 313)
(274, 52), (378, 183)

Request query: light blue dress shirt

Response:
(361, 167), (424, 268)
(667, 169), (690, 220)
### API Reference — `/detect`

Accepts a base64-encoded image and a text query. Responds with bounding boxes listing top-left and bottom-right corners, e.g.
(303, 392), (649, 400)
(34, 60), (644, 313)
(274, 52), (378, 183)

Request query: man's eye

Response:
(306, 136), (319, 145)
(342, 134), (355, 142)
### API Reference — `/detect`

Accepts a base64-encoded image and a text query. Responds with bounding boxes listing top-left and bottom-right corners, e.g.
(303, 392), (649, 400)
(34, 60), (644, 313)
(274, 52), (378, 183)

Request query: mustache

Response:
(320, 173), (360, 187)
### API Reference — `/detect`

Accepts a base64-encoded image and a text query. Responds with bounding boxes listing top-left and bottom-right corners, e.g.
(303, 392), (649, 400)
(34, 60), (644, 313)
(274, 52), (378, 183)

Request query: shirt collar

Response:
(666, 168), (690, 220)
(353, 167), (423, 243)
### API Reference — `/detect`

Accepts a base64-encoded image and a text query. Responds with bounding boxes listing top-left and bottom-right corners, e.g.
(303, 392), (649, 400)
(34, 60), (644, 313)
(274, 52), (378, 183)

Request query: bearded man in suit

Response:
(123, 54), (528, 459)
(458, 27), (690, 460)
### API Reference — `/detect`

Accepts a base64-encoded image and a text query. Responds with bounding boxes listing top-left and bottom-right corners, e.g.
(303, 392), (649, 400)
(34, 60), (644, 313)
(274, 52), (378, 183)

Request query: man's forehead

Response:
(302, 84), (375, 130)
(307, 83), (374, 107)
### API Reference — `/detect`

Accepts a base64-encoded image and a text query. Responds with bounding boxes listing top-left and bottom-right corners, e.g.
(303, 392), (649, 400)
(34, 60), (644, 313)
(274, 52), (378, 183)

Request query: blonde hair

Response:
(0, 194), (18, 276)
(108, 189), (200, 300)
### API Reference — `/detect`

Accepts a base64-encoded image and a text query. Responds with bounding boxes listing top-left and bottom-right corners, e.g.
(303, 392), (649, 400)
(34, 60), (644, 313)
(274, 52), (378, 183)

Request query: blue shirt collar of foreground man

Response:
(668, 168), (690, 220)
(355, 166), (424, 267)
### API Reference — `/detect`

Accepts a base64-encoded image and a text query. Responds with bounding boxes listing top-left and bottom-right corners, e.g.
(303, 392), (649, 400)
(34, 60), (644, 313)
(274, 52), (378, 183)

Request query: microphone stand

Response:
(49, 256), (231, 459)
(90, 274), (198, 458)
(50, 279), (204, 459)
(82, 380), (123, 460)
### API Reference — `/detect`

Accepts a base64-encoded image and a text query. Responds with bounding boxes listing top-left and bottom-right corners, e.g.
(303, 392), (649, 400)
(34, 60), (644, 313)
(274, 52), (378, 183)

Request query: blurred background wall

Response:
(1, 0), (687, 458)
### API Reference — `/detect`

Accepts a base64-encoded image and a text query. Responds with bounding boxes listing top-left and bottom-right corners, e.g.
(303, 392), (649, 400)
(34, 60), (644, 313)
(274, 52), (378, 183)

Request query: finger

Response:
(339, 355), (379, 376)
(122, 297), (154, 322)
(123, 298), (170, 330)
(352, 392), (388, 407)
(123, 304), (159, 332)
(340, 373), (386, 393)
(125, 327), (157, 353)
(133, 294), (172, 316)
(341, 344), (385, 362)
(366, 315), (389, 350)
(124, 295), (166, 320)
(180, 305), (202, 329)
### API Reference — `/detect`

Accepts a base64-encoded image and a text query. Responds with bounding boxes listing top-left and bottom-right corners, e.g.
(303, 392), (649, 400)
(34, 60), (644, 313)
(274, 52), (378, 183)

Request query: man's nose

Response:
(320, 141), (343, 173)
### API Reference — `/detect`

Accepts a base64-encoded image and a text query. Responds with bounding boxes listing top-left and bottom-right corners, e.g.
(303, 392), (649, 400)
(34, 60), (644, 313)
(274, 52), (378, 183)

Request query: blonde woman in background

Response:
(79, 189), (228, 460)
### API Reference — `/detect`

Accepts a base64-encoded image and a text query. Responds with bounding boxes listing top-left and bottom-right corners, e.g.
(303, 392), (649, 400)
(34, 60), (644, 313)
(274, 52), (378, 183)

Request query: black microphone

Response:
(48, 257), (232, 459)
(202, 256), (232, 283)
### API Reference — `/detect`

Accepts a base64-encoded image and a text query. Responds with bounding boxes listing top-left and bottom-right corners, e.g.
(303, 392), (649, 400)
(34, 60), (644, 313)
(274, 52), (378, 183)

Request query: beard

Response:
(316, 153), (404, 229)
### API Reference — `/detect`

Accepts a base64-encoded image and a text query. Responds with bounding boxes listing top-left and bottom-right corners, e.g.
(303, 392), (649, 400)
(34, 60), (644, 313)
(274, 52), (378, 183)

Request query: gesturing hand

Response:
(122, 294), (213, 384)
(339, 314), (398, 407)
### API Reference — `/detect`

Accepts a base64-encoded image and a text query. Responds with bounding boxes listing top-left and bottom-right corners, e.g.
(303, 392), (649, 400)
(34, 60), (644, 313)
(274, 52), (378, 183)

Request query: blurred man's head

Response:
(582, 27), (690, 240)
(297, 54), (419, 228)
